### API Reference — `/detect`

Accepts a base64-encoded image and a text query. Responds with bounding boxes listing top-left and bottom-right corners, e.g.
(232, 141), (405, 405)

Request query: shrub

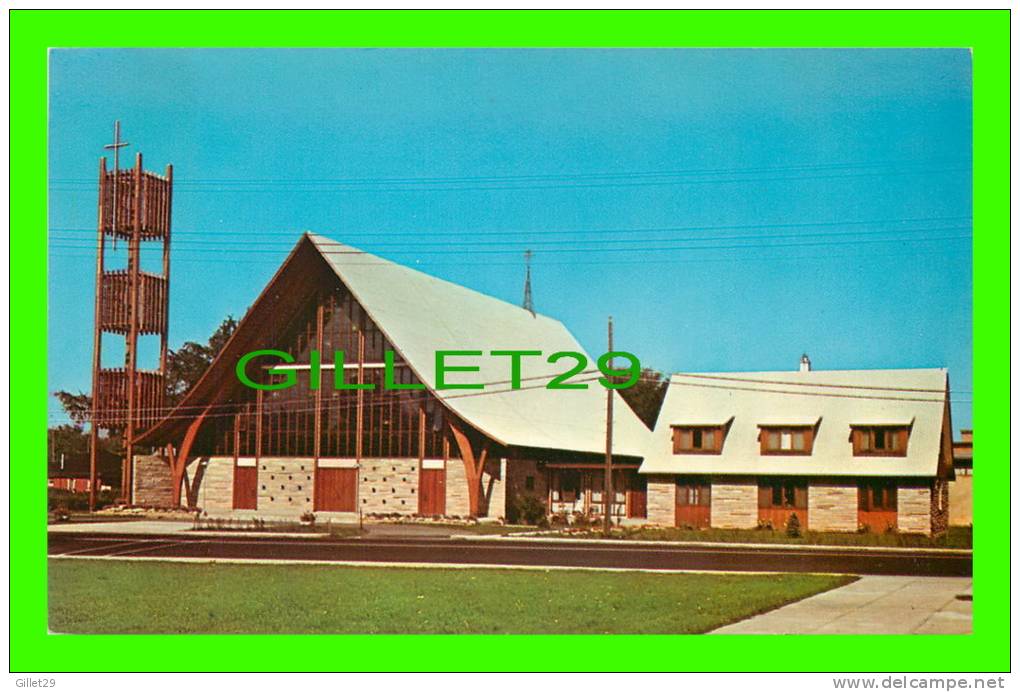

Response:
(786, 513), (802, 538)
(47, 488), (119, 512)
(300, 511), (316, 525)
(512, 495), (547, 526)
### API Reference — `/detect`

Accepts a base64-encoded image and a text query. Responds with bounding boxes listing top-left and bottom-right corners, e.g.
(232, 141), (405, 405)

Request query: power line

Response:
(667, 372), (957, 394)
(47, 164), (970, 195)
(47, 232), (972, 258)
(47, 224), (973, 250)
(47, 156), (971, 186)
(45, 215), (974, 239)
(47, 243), (970, 269)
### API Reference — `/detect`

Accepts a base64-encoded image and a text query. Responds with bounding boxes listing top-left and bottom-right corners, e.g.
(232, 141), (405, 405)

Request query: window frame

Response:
(758, 425), (815, 456)
(671, 425), (725, 455)
(851, 426), (910, 457)
(758, 479), (808, 509)
(858, 480), (898, 512)
(676, 479), (712, 507)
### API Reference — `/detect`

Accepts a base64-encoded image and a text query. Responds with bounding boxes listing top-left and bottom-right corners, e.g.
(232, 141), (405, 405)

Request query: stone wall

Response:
(710, 480), (758, 529)
(931, 478), (949, 536)
(505, 458), (548, 523)
(645, 476), (675, 526)
(482, 458), (507, 520)
(133, 454), (174, 507)
(187, 456), (234, 515)
(898, 483), (933, 535)
(442, 457), (506, 518)
(257, 457), (315, 517)
(446, 458), (470, 518)
(948, 475), (972, 526)
(807, 482), (858, 532)
(360, 458), (418, 515)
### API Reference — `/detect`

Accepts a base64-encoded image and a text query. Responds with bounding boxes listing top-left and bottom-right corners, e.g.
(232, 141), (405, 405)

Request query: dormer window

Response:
(759, 426), (815, 455)
(851, 425), (910, 457)
(672, 425), (724, 455)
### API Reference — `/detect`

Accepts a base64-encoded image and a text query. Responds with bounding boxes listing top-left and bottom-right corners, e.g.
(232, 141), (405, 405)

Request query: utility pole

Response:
(603, 316), (614, 536)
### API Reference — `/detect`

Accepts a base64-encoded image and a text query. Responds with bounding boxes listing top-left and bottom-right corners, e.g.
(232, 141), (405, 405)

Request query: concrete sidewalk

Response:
(713, 575), (972, 634)
(48, 520), (196, 535)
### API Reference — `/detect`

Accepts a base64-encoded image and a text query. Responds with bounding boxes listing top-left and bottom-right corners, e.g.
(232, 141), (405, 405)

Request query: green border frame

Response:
(12, 9), (1009, 672)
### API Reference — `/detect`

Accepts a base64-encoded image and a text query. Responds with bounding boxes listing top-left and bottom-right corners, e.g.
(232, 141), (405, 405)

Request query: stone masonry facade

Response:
(445, 457), (506, 519)
(189, 456), (234, 515)
(257, 457), (315, 517)
(360, 458), (419, 515)
(931, 478), (949, 536)
(897, 483), (933, 535)
(710, 480), (758, 529)
(133, 454), (174, 506)
(807, 482), (858, 532)
(645, 475), (675, 526)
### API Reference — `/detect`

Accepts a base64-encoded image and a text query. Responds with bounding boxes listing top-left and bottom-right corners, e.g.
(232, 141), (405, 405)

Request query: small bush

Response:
(512, 495), (547, 526)
(300, 511), (316, 525)
(786, 513), (802, 538)
(48, 488), (119, 512)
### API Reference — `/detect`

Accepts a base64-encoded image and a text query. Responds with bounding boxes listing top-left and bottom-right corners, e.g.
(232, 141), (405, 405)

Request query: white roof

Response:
(641, 368), (950, 477)
(308, 233), (650, 457)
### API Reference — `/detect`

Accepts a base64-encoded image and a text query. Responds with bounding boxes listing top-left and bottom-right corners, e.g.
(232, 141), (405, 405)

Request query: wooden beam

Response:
(448, 421), (489, 517)
(169, 404), (212, 508)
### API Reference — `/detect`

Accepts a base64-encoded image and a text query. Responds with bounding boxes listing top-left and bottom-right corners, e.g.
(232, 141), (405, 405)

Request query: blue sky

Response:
(48, 48), (973, 430)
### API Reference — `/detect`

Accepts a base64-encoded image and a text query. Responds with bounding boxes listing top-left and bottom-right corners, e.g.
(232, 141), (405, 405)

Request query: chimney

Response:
(799, 354), (812, 372)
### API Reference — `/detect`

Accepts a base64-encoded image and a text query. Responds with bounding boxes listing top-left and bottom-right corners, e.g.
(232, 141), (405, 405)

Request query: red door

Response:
(626, 473), (647, 519)
(233, 466), (258, 510)
(676, 480), (711, 528)
(315, 467), (357, 511)
(419, 467), (446, 516)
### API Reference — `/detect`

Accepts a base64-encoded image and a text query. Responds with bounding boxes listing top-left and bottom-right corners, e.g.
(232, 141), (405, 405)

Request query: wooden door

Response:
(233, 466), (258, 510)
(419, 466), (446, 516)
(676, 480), (711, 528)
(858, 481), (897, 532)
(315, 467), (357, 512)
(626, 473), (647, 519)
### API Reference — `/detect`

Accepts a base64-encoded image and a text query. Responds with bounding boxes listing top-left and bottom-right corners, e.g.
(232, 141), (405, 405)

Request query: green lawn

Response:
(555, 525), (972, 549)
(48, 559), (853, 634)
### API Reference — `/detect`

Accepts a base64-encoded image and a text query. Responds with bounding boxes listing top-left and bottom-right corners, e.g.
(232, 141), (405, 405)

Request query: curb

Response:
(448, 533), (973, 555)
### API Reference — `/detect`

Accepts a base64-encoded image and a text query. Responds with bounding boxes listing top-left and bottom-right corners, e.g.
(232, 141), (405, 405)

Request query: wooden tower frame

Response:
(88, 123), (173, 509)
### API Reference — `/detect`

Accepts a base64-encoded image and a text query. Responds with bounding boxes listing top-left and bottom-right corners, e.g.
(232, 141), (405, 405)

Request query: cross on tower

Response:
(103, 120), (130, 236)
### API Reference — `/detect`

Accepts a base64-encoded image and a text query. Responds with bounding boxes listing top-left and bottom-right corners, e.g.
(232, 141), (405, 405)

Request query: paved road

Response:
(48, 532), (971, 576)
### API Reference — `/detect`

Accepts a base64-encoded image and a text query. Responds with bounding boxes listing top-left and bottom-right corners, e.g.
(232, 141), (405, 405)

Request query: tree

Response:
(48, 424), (90, 462)
(53, 315), (239, 425)
(53, 391), (92, 428)
(163, 315), (238, 406)
(617, 367), (669, 430)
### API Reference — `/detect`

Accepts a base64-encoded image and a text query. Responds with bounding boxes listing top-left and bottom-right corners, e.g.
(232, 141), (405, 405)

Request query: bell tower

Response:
(89, 121), (173, 509)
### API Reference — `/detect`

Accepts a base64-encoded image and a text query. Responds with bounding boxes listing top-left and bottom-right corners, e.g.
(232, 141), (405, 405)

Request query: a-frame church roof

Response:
(138, 232), (651, 457)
